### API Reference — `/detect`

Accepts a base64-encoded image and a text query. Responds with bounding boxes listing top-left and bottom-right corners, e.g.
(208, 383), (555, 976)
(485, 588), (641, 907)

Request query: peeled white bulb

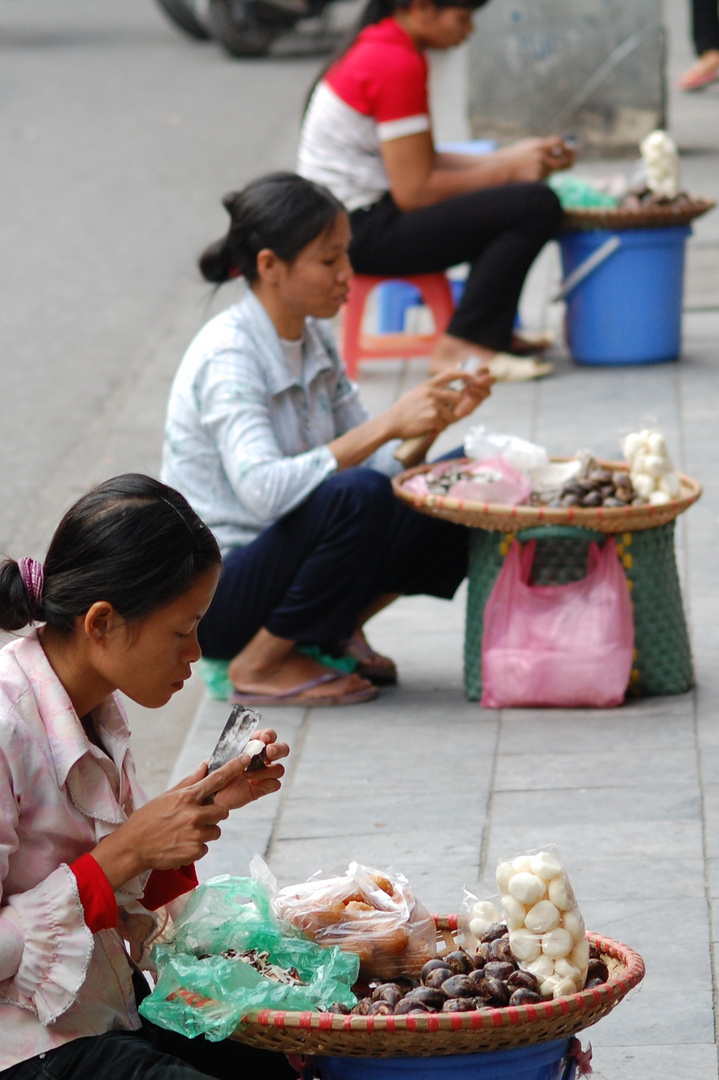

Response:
(659, 472), (681, 498)
(649, 489), (671, 506)
(501, 894), (527, 931)
(508, 872), (546, 906)
(547, 876), (574, 911)
(541, 927), (574, 959)
(512, 855), (533, 874)
(551, 976), (579, 998)
(524, 900), (561, 934)
(509, 928), (542, 962)
(561, 909), (585, 941)
(529, 851), (563, 881)
(571, 938), (590, 970)
(525, 953), (554, 982)
(622, 432), (643, 460)
(644, 453), (668, 478)
(646, 431), (667, 455)
(554, 957), (582, 981)
(630, 473), (655, 499)
(496, 861), (515, 893)
(540, 975), (563, 1000)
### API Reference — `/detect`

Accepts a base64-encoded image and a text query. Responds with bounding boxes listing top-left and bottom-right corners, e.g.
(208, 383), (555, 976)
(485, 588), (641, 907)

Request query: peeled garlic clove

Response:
(551, 976), (578, 998)
(501, 894), (527, 931)
(512, 855), (533, 874)
(507, 872), (546, 906)
(553, 957), (582, 982)
(644, 453), (668, 478)
(659, 471), (681, 498)
(525, 953), (554, 982)
(570, 938), (590, 969)
(547, 876), (574, 911)
(508, 928), (542, 963)
(529, 851), (562, 881)
(630, 472), (655, 499)
(472, 900), (500, 924)
(561, 909), (585, 941)
(524, 900), (561, 934)
(496, 861), (515, 893)
(621, 432), (643, 461)
(631, 452), (650, 476)
(539, 974), (563, 999)
(541, 927), (573, 959)
(646, 431), (667, 456)
(649, 489), (671, 506)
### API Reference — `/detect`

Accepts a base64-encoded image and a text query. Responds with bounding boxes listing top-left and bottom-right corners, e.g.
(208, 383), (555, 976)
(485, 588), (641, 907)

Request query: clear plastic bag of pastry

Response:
(495, 845), (589, 998)
(272, 861), (436, 981)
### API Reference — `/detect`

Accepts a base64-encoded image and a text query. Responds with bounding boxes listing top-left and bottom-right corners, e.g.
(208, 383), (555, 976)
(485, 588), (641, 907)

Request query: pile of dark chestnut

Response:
(543, 467), (640, 510)
(339, 924), (609, 1016)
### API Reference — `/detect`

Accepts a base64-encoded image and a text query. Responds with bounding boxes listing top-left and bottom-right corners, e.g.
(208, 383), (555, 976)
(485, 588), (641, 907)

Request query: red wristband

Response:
(69, 853), (119, 933)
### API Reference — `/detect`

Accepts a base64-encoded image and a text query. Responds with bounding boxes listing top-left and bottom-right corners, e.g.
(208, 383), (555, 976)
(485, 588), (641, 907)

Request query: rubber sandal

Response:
(511, 330), (556, 355)
(338, 639), (398, 686)
(485, 353), (554, 382)
(230, 670), (378, 707)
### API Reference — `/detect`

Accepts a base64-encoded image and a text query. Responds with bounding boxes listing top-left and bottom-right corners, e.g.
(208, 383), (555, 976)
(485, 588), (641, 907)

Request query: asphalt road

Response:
(0, 0), (346, 553)
(0, 0), (353, 788)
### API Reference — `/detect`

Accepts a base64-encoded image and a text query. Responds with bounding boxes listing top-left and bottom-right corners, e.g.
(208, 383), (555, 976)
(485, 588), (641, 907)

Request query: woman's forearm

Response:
(328, 414), (398, 470)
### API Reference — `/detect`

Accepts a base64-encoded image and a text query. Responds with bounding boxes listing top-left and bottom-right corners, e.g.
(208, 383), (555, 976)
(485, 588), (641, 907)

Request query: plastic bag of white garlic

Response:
(460, 846), (590, 1000)
(621, 426), (682, 505)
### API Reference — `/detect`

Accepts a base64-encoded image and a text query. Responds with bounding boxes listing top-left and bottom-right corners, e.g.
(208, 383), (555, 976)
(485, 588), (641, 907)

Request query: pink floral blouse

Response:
(0, 630), (161, 1070)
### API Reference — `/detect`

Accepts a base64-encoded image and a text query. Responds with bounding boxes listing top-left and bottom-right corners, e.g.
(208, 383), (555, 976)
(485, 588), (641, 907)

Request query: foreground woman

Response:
(297, 0), (574, 381)
(162, 171), (492, 705)
(0, 474), (292, 1079)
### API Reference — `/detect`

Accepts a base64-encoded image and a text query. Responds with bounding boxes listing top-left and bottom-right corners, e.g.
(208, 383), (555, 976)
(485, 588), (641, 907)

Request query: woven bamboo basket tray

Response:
(562, 196), (715, 232)
(392, 459), (701, 535)
(230, 918), (644, 1058)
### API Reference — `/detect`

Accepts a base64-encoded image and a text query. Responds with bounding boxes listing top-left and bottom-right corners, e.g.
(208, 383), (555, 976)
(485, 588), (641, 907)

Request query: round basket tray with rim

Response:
(229, 918), (645, 1058)
(392, 459), (701, 534)
(562, 196), (715, 232)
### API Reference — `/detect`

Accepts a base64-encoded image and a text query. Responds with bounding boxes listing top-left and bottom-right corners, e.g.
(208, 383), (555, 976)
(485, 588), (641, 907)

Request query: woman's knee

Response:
(316, 467), (395, 516)
(517, 182), (564, 235)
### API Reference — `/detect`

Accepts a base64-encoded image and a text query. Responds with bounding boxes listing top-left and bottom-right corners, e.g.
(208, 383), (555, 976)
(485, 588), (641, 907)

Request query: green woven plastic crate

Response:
(463, 521), (693, 703)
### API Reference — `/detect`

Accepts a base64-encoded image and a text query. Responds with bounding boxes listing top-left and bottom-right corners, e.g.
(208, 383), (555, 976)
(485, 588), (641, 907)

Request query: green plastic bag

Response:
(139, 876), (359, 1041)
(548, 174), (619, 210)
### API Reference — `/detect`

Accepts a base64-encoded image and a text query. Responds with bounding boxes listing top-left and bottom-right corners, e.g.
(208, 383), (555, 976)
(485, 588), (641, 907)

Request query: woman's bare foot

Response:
(339, 628), (398, 685)
(229, 629), (373, 703)
(429, 334), (554, 382)
(678, 50), (719, 90)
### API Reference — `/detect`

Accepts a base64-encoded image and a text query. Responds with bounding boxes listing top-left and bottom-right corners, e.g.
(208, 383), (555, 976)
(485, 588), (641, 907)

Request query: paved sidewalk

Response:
(169, 6), (719, 1079)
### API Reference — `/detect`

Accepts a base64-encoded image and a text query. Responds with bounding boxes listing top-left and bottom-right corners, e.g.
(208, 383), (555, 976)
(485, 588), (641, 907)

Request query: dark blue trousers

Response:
(198, 467), (468, 660)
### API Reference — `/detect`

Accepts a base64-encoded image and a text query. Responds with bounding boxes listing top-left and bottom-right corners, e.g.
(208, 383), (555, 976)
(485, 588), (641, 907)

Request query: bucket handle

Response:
(553, 234), (621, 302)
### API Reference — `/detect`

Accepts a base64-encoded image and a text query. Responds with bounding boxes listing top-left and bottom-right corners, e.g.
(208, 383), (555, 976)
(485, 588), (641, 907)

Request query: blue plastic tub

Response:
(317, 1038), (572, 1080)
(558, 225), (691, 366)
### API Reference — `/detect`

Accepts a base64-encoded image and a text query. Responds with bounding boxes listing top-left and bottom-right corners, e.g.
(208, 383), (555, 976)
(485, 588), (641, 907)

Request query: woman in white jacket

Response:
(162, 172), (492, 706)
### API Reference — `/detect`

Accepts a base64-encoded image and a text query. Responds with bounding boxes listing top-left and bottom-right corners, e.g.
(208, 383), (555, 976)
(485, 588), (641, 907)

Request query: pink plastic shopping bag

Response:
(480, 536), (634, 708)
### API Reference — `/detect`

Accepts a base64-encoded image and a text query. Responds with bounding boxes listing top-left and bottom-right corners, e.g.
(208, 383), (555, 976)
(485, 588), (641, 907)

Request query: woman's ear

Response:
(82, 601), (122, 642)
(256, 248), (282, 284)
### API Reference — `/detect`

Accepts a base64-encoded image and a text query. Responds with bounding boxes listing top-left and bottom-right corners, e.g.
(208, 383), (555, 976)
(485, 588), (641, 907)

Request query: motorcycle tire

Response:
(155, 0), (212, 40)
(207, 0), (282, 56)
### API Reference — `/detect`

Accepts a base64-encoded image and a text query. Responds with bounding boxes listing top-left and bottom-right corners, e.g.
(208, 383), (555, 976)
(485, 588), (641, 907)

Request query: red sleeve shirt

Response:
(69, 855), (197, 934)
(325, 17), (430, 138)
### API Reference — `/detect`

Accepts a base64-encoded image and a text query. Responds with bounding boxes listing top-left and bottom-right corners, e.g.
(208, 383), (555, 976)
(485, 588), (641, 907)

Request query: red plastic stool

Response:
(341, 272), (455, 379)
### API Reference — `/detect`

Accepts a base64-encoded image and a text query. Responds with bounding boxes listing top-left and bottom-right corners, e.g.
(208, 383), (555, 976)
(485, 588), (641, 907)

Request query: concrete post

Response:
(467, 0), (666, 156)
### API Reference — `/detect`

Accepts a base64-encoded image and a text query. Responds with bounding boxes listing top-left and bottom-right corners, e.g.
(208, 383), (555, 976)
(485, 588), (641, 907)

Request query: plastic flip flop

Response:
(485, 353), (555, 382)
(230, 670), (377, 707)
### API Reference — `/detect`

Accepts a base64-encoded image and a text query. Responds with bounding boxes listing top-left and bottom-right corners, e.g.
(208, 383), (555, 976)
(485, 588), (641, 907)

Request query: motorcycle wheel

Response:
(207, 0), (281, 56)
(154, 0), (211, 40)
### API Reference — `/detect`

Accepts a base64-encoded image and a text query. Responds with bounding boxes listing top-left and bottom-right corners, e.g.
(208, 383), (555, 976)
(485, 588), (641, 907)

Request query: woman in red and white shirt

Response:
(298, 0), (575, 382)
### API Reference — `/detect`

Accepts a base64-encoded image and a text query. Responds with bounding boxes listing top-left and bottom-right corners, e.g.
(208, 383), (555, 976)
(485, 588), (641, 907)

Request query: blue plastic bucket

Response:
(317, 1038), (572, 1080)
(558, 225), (691, 365)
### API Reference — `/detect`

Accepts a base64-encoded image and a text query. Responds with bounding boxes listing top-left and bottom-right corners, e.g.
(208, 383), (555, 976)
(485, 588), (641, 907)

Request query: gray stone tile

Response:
(489, 785), (701, 828)
(494, 748), (697, 791)
(587, 1043), (718, 1080)
(498, 707), (696, 754)
(275, 789), (488, 841)
(587, 989), (715, 1047)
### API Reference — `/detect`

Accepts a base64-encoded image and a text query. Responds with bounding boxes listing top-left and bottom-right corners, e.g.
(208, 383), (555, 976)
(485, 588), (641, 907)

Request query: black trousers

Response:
(691, 0), (719, 53)
(198, 466), (468, 661)
(348, 182), (563, 352)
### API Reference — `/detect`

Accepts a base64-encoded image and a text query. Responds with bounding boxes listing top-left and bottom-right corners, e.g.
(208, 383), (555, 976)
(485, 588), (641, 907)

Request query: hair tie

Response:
(228, 266), (240, 279)
(18, 557), (45, 613)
